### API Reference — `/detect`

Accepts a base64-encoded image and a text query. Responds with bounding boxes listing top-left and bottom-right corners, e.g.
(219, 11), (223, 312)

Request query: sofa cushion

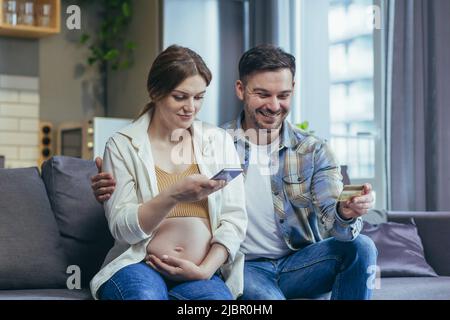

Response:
(372, 277), (450, 300)
(361, 221), (437, 277)
(0, 167), (68, 289)
(387, 211), (450, 276)
(0, 288), (92, 300)
(413, 215), (450, 276)
(41, 157), (114, 287)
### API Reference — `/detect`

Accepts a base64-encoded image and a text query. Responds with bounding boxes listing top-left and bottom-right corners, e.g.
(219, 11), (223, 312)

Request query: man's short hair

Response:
(238, 44), (296, 83)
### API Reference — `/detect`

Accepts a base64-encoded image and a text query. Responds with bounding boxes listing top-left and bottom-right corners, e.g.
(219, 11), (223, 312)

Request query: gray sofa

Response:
(0, 157), (112, 300)
(370, 211), (450, 300)
(0, 156), (449, 300)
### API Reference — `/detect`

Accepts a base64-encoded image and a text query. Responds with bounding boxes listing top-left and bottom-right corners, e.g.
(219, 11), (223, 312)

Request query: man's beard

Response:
(244, 103), (286, 132)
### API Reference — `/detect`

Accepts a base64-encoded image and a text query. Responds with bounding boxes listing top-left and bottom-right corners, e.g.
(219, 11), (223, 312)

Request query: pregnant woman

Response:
(90, 45), (247, 300)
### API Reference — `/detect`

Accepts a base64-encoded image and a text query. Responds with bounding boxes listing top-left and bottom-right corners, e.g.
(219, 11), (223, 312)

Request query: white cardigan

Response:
(90, 112), (248, 299)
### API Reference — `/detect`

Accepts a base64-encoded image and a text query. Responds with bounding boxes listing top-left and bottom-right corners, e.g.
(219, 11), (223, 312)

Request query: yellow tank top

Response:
(155, 164), (209, 219)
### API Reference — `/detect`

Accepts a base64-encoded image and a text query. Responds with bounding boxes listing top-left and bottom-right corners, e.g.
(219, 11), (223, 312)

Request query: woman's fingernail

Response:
(162, 255), (168, 260)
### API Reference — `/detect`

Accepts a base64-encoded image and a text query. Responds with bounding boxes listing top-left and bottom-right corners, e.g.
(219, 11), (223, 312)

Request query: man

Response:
(91, 44), (377, 300)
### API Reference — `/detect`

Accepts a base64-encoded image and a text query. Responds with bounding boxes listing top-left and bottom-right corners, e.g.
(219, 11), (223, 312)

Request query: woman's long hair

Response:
(136, 45), (212, 119)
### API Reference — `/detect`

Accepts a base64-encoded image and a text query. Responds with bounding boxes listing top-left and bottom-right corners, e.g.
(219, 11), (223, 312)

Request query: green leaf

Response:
(126, 41), (136, 50)
(112, 25), (119, 35)
(297, 121), (309, 131)
(119, 60), (131, 69)
(88, 57), (97, 65)
(122, 2), (131, 17)
(104, 49), (119, 61)
(80, 33), (90, 44)
(92, 47), (104, 59)
(80, 0), (135, 70)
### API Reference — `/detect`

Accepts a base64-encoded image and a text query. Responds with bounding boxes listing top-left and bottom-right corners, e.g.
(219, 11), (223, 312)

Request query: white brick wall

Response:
(0, 118), (19, 131)
(5, 160), (38, 168)
(0, 89), (19, 102)
(19, 147), (39, 160)
(0, 132), (38, 146)
(19, 119), (39, 132)
(0, 146), (19, 159)
(0, 75), (40, 169)
(0, 103), (39, 118)
(19, 91), (40, 104)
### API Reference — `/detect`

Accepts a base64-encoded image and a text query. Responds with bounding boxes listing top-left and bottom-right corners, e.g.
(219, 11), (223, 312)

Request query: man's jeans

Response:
(98, 262), (233, 300)
(240, 235), (378, 300)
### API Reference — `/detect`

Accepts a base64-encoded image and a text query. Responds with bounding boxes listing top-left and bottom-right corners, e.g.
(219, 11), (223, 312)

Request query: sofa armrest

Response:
(387, 211), (450, 276)
(387, 210), (450, 221)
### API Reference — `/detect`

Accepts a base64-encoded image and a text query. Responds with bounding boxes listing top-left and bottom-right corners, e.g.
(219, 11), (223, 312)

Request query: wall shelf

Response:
(0, 0), (60, 38)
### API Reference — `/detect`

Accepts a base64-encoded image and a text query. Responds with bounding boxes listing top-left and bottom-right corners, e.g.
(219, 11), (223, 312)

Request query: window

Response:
(269, 0), (386, 208)
(328, 0), (385, 208)
(329, 0), (375, 178)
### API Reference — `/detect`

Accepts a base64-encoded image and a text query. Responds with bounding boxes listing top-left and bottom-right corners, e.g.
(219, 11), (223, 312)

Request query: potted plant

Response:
(296, 121), (315, 134)
(77, 0), (136, 116)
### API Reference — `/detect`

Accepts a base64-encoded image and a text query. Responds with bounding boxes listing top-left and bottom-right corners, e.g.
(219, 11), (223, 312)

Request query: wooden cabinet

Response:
(0, 0), (60, 38)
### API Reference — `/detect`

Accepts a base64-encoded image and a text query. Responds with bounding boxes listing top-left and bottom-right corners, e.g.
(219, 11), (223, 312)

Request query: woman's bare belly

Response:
(146, 217), (212, 266)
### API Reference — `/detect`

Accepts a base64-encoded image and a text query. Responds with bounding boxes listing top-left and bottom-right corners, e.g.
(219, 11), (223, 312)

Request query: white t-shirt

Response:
(240, 138), (291, 260)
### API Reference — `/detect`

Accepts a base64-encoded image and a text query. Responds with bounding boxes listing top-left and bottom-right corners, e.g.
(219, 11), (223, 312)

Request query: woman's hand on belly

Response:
(146, 254), (209, 282)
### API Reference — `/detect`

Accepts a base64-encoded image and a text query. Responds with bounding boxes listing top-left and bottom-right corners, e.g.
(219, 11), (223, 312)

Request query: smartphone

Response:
(210, 168), (243, 183)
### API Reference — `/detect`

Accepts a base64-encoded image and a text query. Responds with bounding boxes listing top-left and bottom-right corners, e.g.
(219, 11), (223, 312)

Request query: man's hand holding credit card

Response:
(336, 183), (374, 219)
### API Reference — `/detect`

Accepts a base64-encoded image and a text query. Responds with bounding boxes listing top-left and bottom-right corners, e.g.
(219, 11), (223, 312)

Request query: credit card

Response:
(338, 185), (364, 202)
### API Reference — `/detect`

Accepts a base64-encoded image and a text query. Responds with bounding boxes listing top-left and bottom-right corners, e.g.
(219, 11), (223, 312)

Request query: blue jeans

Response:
(98, 262), (233, 300)
(240, 235), (378, 300)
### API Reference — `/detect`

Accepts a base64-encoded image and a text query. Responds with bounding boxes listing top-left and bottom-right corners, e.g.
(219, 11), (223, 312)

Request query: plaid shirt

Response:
(221, 112), (362, 251)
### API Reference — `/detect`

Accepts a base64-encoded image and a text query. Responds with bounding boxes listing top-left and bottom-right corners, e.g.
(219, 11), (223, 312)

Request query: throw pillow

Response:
(361, 221), (438, 277)
(0, 167), (68, 289)
(41, 156), (114, 287)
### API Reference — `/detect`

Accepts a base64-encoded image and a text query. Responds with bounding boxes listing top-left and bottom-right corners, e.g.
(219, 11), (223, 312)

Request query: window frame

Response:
(296, 0), (387, 209)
